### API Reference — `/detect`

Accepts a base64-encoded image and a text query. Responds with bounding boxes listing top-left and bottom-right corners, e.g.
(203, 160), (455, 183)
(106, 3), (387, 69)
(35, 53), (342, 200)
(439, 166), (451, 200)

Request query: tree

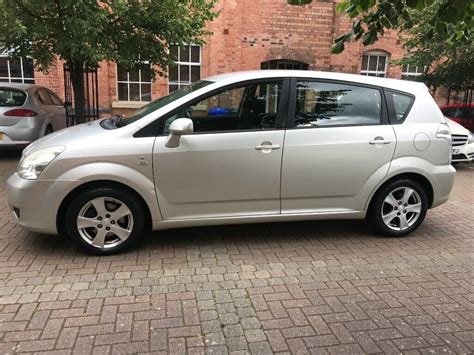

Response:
(288, 0), (473, 54)
(0, 0), (218, 124)
(396, 5), (473, 104)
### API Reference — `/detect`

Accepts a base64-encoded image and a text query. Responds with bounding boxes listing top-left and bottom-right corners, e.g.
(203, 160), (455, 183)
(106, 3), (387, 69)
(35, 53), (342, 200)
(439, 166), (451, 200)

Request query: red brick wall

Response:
(30, 0), (450, 115)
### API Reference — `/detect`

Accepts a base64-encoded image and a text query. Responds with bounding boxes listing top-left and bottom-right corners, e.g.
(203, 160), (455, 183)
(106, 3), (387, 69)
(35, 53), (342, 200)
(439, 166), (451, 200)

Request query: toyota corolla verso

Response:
(6, 71), (456, 255)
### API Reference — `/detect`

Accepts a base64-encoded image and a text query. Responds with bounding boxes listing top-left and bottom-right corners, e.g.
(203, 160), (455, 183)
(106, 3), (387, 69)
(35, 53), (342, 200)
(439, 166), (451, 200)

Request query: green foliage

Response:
(0, 0), (218, 123)
(288, 0), (473, 55)
(0, 0), (218, 76)
(396, 5), (473, 94)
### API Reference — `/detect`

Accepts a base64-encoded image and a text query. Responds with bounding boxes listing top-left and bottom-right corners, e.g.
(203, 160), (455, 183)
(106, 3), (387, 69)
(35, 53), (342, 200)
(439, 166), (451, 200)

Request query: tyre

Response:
(64, 187), (145, 255)
(45, 125), (53, 135)
(367, 179), (428, 237)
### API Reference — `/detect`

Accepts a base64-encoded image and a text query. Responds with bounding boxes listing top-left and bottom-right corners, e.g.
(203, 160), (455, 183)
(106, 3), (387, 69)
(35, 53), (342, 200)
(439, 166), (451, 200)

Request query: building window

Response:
(401, 64), (424, 80)
(361, 52), (388, 77)
(117, 63), (152, 102)
(0, 56), (35, 83)
(261, 60), (308, 70)
(169, 45), (201, 93)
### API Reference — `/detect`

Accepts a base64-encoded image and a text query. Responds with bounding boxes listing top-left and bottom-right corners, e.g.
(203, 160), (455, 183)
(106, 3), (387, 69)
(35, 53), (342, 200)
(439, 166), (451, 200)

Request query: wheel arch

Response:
(56, 180), (153, 236)
(366, 172), (434, 213)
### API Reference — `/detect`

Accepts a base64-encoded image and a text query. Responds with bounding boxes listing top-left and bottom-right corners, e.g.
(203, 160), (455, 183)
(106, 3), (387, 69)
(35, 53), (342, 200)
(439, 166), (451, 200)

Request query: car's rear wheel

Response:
(64, 187), (145, 255)
(367, 179), (428, 237)
(45, 125), (53, 135)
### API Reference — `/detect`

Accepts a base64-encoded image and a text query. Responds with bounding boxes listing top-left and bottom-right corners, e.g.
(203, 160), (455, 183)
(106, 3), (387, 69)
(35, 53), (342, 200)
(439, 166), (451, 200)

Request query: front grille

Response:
(452, 154), (468, 161)
(452, 134), (468, 146)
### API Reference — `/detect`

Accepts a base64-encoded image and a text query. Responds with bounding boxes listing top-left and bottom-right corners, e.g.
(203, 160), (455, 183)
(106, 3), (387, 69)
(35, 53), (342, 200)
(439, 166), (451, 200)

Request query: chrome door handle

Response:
(369, 137), (391, 145)
(255, 143), (281, 150)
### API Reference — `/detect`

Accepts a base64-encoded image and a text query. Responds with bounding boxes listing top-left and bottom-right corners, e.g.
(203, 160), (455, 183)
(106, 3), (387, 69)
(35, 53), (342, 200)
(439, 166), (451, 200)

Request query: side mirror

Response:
(165, 118), (194, 148)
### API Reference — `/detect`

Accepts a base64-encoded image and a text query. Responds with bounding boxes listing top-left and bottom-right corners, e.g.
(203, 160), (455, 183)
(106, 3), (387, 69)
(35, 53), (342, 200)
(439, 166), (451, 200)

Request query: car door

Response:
(46, 89), (67, 130)
(153, 78), (289, 220)
(34, 88), (55, 133)
(281, 79), (396, 214)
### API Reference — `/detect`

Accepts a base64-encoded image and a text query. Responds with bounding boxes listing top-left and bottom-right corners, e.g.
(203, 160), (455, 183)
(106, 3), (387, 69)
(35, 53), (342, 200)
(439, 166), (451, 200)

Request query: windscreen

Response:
(118, 80), (213, 127)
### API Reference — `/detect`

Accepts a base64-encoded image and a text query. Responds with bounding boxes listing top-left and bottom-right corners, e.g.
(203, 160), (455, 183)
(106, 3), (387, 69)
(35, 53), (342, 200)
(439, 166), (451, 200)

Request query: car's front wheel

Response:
(367, 179), (428, 237)
(64, 187), (145, 255)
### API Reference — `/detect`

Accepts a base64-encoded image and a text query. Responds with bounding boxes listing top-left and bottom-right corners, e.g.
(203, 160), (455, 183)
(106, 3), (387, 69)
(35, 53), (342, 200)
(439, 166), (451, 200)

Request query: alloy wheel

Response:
(76, 197), (134, 249)
(381, 186), (422, 231)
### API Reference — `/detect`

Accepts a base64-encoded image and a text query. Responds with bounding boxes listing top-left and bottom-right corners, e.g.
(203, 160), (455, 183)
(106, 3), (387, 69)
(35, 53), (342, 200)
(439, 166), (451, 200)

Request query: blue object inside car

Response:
(208, 107), (231, 116)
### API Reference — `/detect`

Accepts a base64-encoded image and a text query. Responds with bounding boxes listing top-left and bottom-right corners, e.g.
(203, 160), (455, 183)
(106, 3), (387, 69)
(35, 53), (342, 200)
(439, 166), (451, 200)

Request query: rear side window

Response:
(293, 81), (382, 127)
(47, 90), (63, 106)
(35, 88), (53, 105)
(0, 88), (27, 106)
(385, 90), (414, 123)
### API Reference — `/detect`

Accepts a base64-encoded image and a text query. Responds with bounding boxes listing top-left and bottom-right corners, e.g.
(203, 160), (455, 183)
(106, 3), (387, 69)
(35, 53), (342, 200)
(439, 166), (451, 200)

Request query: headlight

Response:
(17, 146), (65, 180)
(468, 132), (474, 144)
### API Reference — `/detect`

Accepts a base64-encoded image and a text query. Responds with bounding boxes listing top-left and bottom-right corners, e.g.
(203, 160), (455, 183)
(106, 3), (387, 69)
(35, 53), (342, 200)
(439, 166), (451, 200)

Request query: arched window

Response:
(361, 51), (388, 77)
(261, 60), (308, 70)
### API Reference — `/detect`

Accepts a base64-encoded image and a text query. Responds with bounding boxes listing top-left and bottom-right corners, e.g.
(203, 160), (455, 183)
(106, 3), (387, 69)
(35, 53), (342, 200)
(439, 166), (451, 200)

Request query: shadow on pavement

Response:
(0, 149), (22, 160)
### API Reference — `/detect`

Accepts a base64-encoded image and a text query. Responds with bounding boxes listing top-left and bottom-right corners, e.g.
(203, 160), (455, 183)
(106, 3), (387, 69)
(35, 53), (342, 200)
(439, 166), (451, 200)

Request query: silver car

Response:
(6, 71), (456, 255)
(0, 84), (67, 148)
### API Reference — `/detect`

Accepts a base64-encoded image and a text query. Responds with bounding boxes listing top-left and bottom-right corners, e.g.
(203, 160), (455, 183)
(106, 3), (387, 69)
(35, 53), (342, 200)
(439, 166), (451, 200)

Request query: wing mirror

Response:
(165, 118), (194, 148)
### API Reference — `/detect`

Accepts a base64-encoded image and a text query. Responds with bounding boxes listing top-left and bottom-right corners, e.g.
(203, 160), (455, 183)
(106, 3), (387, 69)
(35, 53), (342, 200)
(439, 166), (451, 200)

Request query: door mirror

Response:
(165, 118), (194, 148)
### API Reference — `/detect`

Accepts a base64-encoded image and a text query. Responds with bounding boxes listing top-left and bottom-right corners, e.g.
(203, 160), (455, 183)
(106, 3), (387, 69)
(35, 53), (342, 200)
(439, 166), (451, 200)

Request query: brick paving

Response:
(1, 150), (473, 354)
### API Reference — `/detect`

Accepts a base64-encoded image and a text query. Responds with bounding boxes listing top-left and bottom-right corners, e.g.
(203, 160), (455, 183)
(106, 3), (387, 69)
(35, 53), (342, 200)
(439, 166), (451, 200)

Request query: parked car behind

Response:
(7, 70), (455, 255)
(440, 103), (473, 132)
(0, 84), (67, 148)
(446, 118), (474, 163)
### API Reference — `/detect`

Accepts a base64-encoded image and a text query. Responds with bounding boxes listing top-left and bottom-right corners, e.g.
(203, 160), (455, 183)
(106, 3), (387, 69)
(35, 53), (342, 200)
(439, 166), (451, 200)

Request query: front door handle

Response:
(255, 141), (281, 152)
(369, 136), (391, 145)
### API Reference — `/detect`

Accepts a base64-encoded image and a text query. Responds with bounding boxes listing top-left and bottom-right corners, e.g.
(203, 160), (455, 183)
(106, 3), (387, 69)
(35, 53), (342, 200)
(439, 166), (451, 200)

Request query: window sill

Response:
(112, 101), (148, 109)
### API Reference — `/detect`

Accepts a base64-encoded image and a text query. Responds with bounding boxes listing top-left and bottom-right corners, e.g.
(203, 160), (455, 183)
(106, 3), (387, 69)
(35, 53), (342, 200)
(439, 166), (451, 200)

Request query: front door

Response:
(153, 79), (289, 220)
(281, 79), (396, 213)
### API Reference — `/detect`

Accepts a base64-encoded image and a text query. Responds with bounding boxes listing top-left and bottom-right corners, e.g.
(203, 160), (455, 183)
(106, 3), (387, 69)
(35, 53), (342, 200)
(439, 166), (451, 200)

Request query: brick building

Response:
(1, 0), (433, 117)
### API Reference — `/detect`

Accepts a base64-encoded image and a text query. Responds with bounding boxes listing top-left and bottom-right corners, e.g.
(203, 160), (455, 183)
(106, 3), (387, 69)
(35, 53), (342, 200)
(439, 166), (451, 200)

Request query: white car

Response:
(446, 118), (474, 163)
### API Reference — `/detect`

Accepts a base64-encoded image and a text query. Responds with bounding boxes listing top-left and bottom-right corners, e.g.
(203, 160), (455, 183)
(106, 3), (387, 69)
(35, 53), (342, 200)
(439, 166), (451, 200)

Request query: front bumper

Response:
(6, 173), (78, 235)
(451, 143), (474, 162)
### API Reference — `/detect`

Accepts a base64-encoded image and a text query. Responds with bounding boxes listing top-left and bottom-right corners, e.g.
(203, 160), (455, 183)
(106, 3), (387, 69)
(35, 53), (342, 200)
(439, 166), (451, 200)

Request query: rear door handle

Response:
(369, 137), (391, 145)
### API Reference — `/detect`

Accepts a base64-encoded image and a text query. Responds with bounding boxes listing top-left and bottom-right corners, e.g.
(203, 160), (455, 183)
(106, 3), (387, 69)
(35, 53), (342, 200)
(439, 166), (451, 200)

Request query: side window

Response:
(385, 90), (414, 123)
(441, 108), (455, 117)
(294, 81), (382, 127)
(163, 80), (283, 134)
(35, 88), (53, 105)
(47, 90), (63, 106)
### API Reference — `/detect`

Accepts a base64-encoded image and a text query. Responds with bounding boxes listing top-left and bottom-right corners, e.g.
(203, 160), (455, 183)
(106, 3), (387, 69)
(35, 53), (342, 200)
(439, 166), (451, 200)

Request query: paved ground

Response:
(0, 150), (473, 354)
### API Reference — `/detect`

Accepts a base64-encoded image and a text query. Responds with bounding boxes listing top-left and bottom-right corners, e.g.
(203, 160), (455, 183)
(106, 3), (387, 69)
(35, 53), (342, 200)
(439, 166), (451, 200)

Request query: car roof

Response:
(0, 83), (43, 91)
(206, 70), (427, 95)
(440, 103), (473, 109)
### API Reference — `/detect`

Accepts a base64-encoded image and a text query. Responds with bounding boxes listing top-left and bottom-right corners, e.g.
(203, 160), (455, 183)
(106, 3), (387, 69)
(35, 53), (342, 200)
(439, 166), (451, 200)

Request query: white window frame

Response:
(361, 51), (389, 77)
(401, 64), (424, 80)
(168, 45), (201, 93)
(0, 55), (35, 83)
(116, 63), (152, 102)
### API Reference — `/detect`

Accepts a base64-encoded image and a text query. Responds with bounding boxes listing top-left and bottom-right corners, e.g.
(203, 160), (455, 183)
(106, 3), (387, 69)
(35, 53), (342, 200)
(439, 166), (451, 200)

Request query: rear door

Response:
(281, 79), (396, 214)
(46, 89), (67, 130)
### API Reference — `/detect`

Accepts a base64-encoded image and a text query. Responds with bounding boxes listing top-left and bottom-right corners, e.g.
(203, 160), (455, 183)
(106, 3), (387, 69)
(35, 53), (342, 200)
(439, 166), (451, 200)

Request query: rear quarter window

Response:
(385, 90), (414, 124)
(0, 88), (27, 106)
